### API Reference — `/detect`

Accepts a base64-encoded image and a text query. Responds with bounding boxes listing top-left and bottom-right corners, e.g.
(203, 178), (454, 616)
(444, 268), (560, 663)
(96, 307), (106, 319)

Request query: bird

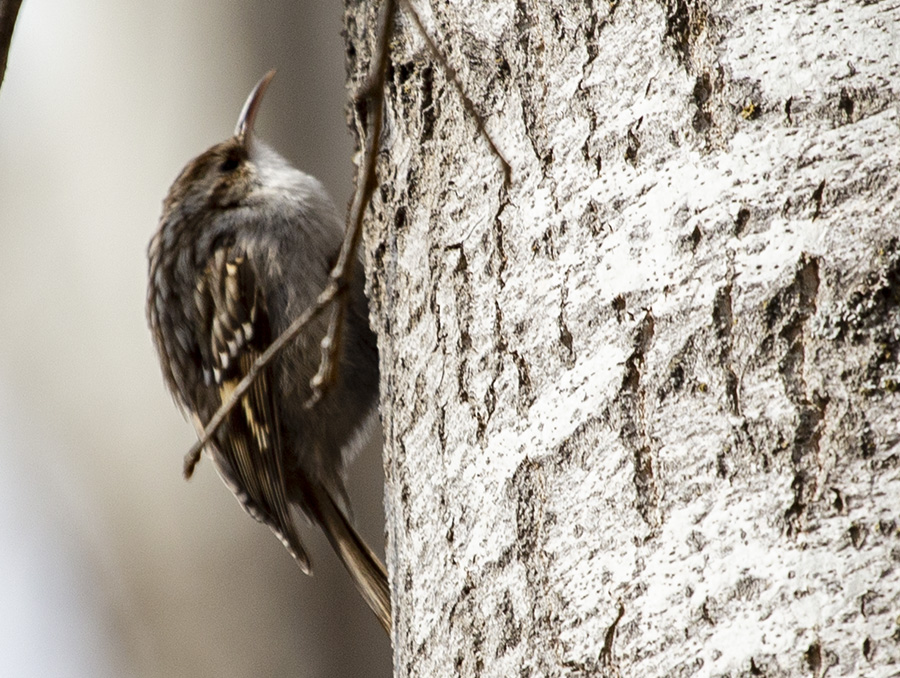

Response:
(146, 71), (390, 633)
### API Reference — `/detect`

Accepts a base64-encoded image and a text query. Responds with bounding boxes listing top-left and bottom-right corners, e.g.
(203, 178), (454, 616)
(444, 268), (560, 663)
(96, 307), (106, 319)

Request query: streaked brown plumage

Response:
(147, 72), (390, 633)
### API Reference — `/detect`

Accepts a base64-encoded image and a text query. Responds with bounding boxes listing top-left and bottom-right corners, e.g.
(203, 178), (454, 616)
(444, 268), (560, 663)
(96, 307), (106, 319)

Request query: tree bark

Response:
(345, 0), (900, 675)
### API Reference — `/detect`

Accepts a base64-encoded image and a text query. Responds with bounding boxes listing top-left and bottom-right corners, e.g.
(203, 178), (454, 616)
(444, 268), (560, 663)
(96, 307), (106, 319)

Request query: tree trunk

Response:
(345, 0), (900, 675)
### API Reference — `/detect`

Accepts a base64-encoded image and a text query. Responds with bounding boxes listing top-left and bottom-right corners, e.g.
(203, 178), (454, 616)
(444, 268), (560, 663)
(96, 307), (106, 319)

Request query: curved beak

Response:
(235, 70), (276, 145)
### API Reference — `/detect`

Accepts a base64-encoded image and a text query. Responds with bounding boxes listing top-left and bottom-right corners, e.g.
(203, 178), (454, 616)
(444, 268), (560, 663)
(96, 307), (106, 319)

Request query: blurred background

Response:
(0, 1), (392, 676)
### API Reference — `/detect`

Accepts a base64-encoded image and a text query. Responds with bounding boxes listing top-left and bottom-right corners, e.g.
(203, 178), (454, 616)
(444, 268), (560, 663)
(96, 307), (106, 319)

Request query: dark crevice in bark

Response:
(599, 602), (625, 671)
(618, 311), (659, 528)
(811, 179), (826, 221)
(662, 0), (709, 66)
(713, 279), (740, 415)
(624, 120), (642, 165)
(420, 64), (436, 142)
(826, 238), (900, 399)
(692, 72), (713, 134)
(734, 206), (751, 237)
(559, 275), (576, 366)
(765, 254), (825, 535)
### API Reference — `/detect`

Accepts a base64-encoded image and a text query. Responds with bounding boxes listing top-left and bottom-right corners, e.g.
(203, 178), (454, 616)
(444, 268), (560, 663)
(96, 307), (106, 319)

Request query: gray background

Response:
(0, 1), (391, 676)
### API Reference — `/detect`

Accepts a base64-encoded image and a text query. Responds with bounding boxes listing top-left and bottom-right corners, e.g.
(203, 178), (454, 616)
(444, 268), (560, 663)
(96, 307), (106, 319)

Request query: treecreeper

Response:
(146, 71), (390, 634)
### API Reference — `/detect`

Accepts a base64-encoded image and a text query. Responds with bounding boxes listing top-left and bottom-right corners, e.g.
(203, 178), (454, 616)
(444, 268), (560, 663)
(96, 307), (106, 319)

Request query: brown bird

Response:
(147, 71), (390, 633)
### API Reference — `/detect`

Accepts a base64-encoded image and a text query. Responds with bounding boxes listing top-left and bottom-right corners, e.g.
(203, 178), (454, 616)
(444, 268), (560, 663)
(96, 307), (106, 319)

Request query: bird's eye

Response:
(219, 155), (241, 173)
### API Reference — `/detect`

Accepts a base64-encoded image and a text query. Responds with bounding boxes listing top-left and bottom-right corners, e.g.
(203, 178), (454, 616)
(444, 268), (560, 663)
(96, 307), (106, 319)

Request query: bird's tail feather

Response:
(311, 484), (392, 635)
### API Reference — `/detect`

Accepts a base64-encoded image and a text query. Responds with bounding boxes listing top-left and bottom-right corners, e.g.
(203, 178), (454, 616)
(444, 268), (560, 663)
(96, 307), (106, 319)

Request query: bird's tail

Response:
(310, 483), (392, 635)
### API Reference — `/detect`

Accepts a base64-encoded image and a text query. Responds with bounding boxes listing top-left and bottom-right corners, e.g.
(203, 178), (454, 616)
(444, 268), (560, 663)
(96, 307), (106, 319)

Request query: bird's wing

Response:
(194, 245), (310, 572)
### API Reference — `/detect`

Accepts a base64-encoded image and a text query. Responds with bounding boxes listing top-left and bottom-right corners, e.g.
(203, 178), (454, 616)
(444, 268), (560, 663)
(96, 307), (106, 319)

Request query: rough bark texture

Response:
(345, 0), (900, 676)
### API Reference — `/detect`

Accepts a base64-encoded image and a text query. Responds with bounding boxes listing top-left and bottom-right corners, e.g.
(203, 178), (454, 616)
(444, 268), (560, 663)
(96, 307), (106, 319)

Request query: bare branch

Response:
(0, 0), (23, 93)
(305, 0), (397, 406)
(306, 0), (513, 405)
(400, 0), (512, 188)
(305, 297), (345, 408)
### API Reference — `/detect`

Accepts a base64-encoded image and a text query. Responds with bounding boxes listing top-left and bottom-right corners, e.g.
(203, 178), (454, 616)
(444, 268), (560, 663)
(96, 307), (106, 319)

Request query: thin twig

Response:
(184, 0), (398, 470)
(0, 0), (23, 93)
(308, 0), (512, 404)
(305, 300), (344, 408)
(306, 0), (396, 406)
(399, 0), (511, 187)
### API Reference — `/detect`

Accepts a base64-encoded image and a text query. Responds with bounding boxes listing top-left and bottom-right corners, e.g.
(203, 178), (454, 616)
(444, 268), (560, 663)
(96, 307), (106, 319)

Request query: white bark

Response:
(346, 0), (900, 675)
